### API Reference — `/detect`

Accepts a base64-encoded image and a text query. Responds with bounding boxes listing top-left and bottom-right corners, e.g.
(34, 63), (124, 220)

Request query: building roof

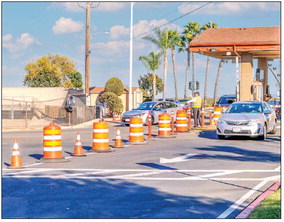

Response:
(190, 26), (280, 46)
(89, 87), (140, 94)
(189, 26), (280, 59)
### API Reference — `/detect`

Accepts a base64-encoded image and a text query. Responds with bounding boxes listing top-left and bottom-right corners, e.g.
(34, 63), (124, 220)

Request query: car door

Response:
(263, 102), (274, 131)
(152, 102), (165, 123)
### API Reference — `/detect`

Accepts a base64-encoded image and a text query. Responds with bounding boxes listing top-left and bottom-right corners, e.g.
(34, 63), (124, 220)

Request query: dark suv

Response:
(215, 95), (236, 108)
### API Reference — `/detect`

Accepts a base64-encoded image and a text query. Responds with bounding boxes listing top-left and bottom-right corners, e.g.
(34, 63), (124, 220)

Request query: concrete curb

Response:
(235, 181), (281, 219)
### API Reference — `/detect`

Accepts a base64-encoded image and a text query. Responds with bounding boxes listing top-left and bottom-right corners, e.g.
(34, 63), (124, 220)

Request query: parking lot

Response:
(2, 121), (280, 219)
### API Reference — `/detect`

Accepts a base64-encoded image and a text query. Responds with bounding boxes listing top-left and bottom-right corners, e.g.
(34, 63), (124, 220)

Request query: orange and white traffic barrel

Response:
(176, 110), (189, 132)
(128, 117), (148, 145)
(92, 121), (113, 152)
(213, 106), (223, 125)
(8, 138), (23, 168)
(39, 122), (68, 162)
(157, 113), (176, 138)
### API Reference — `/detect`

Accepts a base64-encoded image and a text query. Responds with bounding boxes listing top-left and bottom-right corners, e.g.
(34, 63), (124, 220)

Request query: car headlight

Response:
(218, 119), (225, 124)
(248, 119), (262, 125)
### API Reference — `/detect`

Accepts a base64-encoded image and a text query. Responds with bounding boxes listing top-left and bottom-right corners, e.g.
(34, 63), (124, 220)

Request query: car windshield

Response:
(268, 100), (280, 106)
(134, 102), (156, 110)
(226, 104), (263, 114)
(218, 97), (236, 104)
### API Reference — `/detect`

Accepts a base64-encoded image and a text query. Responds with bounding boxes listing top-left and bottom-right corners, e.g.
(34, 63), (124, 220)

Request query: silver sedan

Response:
(216, 101), (277, 140)
(122, 101), (182, 125)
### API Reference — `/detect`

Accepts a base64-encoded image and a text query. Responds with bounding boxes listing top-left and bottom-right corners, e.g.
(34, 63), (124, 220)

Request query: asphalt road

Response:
(2, 122), (281, 219)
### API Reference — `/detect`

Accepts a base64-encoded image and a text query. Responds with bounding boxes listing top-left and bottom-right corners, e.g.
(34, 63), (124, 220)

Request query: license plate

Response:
(125, 119), (130, 122)
(232, 127), (241, 133)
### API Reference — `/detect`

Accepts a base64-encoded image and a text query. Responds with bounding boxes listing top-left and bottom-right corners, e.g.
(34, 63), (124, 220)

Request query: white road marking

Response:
(274, 166), (280, 171)
(217, 175), (279, 219)
(160, 154), (197, 163)
(23, 163), (43, 167)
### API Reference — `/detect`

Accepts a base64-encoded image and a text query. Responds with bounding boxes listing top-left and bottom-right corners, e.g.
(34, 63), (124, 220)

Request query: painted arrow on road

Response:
(160, 154), (197, 164)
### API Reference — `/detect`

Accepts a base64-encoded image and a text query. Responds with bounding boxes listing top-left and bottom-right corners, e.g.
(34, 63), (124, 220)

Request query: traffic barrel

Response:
(128, 117), (148, 145)
(92, 121), (113, 152)
(157, 113), (176, 138)
(8, 139), (23, 169)
(113, 127), (125, 148)
(213, 106), (223, 125)
(39, 122), (69, 163)
(176, 109), (189, 132)
(71, 132), (86, 157)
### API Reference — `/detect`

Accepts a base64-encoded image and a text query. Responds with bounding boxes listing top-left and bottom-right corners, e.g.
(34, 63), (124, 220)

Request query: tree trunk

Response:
(184, 51), (190, 98)
(213, 60), (224, 105)
(191, 53), (195, 96)
(171, 48), (178, 99)
(204, 56), (210, 105)
(163, 49), (168, 100)
(153, 73), (156, 101)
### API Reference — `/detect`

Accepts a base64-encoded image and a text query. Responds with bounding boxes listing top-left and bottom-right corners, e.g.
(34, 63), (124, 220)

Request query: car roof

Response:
(233, 101), (263, 105)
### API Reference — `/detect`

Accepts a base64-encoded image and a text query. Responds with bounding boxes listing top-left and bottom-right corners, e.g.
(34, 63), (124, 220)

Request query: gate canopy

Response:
(189, 26), (280, 60)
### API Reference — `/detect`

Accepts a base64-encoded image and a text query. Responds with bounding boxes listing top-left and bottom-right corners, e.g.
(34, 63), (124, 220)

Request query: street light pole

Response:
(128, 2), (134, 111)
(85, 2), (91, 95)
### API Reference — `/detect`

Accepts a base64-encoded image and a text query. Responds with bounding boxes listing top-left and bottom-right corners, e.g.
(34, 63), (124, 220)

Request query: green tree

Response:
(179, 22), (202, 98)
(138, 73), (164, 98)
(168, 30), (182, 99)
(201, 22), (218, 104)
(99, 92), (124, 116)
(139, 51), (162, 101)
(143, 28), (171, 100)
(67, 72), (83, 89)
(105, 77), (124, 96)
(24, 54), (82, 88)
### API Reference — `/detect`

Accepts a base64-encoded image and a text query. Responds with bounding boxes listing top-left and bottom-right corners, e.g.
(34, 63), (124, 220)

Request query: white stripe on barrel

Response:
(130, 124), (143, 127)
(93, 129), (109, 133)
(44, 147), (62, 152)
(93, 139), (109, 143)
(130, 132), (144, 136)
(43, 135), (62, 140)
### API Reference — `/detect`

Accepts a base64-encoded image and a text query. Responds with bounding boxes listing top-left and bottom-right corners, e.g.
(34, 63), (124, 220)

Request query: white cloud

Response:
(3, 33), (41, 54)
(110, 19), (181, 40)
(96, 2), (128, 11)
(178, 2), (280, 15)
(52, 17), (84, 35)
(50, 2), (128, 12)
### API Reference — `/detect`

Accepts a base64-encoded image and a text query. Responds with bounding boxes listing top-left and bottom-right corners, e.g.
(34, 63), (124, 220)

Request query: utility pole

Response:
(85, 2), (91, 95)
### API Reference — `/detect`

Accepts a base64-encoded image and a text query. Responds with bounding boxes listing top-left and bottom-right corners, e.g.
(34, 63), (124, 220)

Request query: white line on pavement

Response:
(274, 166), (281, 171)
(217, 175), (279, 219)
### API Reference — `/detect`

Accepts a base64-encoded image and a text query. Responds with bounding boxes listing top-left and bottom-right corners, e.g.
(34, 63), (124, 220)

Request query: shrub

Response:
(105, 77), (124, 96)
(99, 92), (124, 116)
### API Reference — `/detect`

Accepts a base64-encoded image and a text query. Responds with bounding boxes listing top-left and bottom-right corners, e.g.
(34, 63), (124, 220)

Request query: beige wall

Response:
(258, 58), (268, 100)
(3, 87), (68, 106)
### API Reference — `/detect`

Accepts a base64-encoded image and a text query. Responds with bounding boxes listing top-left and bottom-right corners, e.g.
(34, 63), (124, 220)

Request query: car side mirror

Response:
(264, 110), (271, 115)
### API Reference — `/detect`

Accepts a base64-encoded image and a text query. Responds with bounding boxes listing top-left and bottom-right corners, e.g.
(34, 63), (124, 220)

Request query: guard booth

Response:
(189, 26), (280, 101)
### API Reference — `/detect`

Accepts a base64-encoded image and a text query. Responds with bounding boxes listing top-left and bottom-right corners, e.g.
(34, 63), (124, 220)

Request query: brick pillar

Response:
(258, 58), (268, 101)
(240, 54), (253, 101)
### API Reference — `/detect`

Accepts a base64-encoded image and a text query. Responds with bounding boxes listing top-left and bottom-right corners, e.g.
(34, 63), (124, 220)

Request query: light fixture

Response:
(210, 48), (217, 52)
(226, 51), (232, 56)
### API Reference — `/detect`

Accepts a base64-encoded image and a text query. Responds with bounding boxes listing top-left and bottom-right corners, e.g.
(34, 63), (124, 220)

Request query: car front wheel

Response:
(217, 135), (225, 139)
(258, 125), (267, 140)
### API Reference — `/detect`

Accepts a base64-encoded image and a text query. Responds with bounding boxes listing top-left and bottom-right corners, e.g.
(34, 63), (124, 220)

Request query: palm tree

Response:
(179, 22), (202, 98)
(213, 59), (225, 104)
(201, 22), (218, 104)
(139, 51), (162, 101)
(143, 28), (171, 100)
(168, 30), (182, 99)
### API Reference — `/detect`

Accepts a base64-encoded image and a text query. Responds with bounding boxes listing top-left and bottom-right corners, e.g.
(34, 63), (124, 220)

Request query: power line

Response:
(91, 2), (212, 53)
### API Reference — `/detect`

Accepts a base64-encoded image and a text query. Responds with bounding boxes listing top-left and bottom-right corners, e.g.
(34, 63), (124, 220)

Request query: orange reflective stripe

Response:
(44, 140), (62, 146)
(44, 129), (61, 135)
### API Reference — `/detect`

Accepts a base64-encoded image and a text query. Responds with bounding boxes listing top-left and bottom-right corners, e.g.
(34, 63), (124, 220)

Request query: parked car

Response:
(215, 94), (236, 110)
(216, 101), (277, 140)
(267, 98), (281, 118)
(122, 101), (182, 125)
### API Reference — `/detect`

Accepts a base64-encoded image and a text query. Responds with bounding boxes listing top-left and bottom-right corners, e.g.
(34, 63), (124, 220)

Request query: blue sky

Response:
(2, 1), (281, 99)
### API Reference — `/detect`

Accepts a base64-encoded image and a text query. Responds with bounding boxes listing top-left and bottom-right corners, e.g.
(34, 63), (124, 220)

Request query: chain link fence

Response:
(2, 96), (97, 130)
